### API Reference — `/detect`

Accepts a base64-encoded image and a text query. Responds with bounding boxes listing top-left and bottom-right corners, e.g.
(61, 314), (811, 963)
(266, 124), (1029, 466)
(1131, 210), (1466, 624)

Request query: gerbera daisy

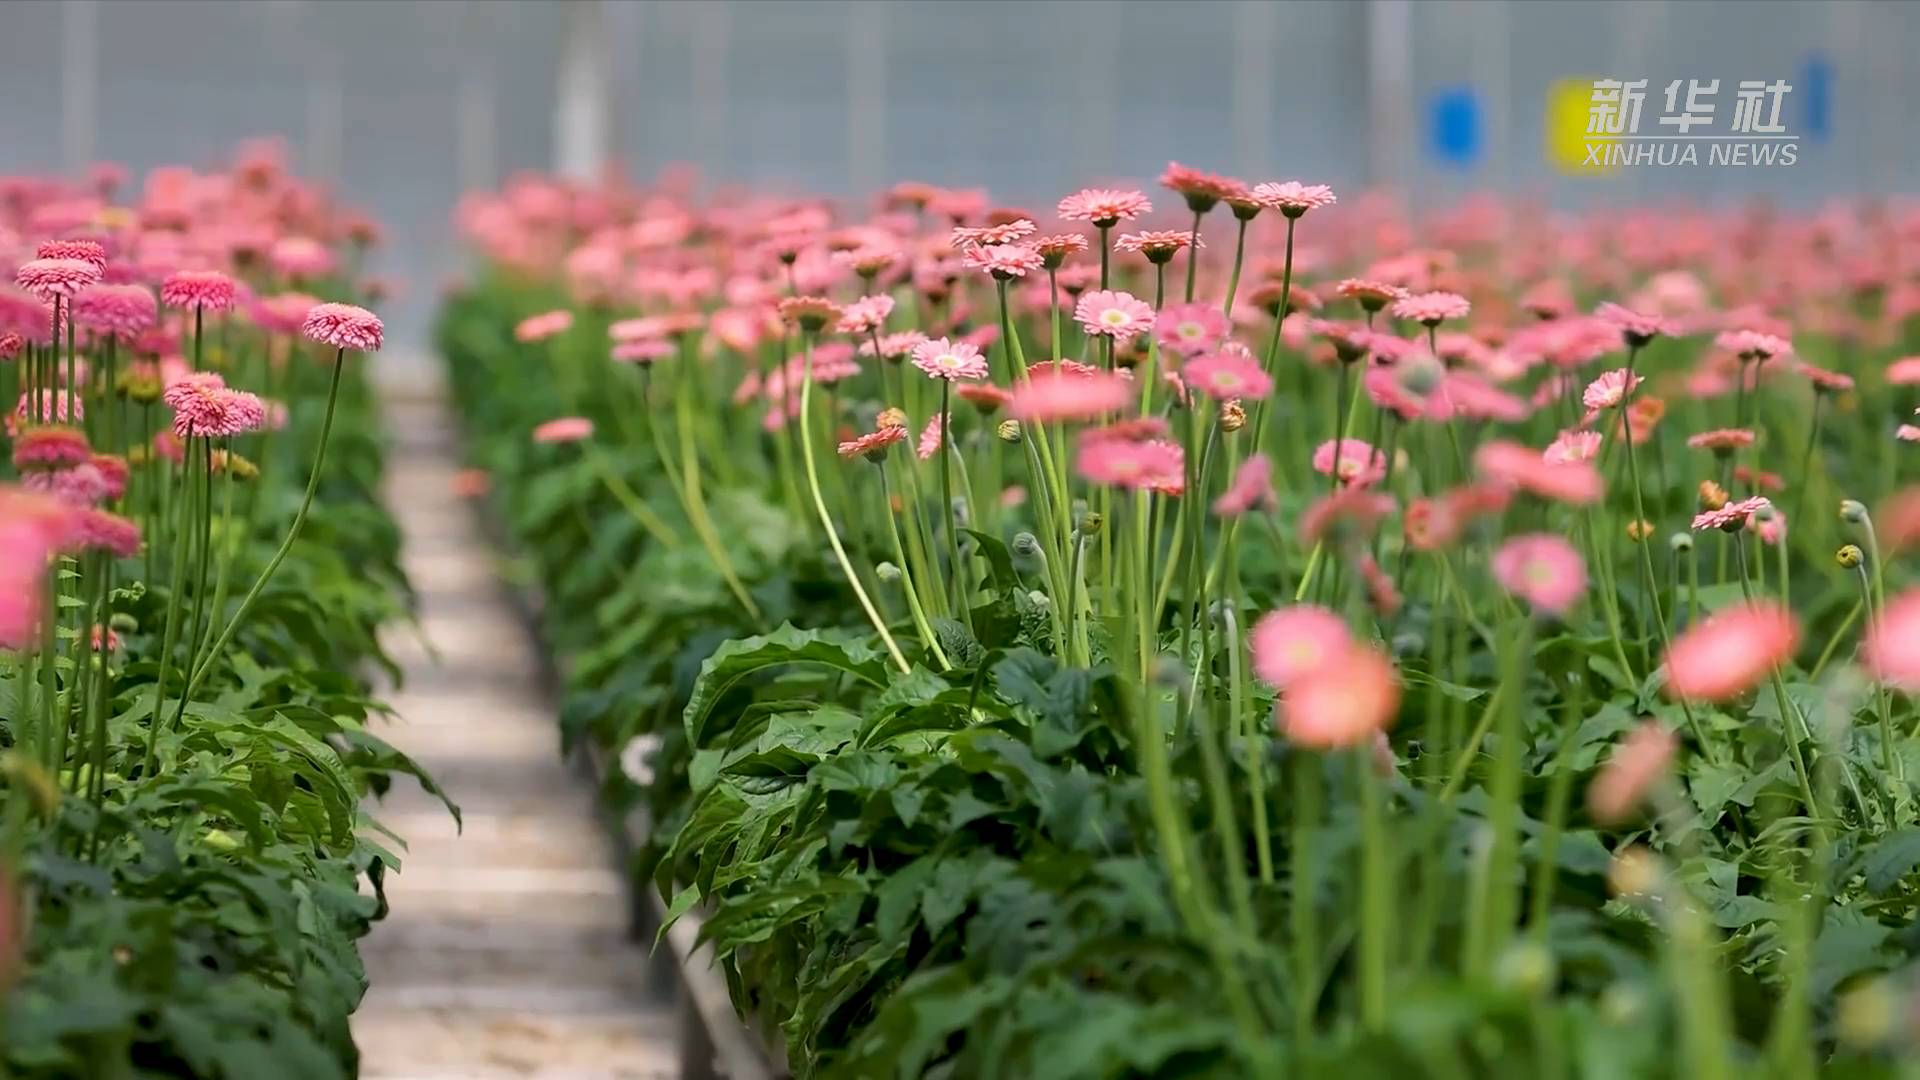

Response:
(1152, 302), (1229, 357)
(1277, 644), (1399, 748)
(1582, 368), (1644, 412)
(1864, 589), (1920, 691)
(1544, 429), (1603, 464)
(1596, 302), (1671, 348)
(1692, 495), (1772, 532)
(159, 269), (238, 312)
(1250, 604), (1349, 688)
(1113, 230), (1199, 263)
(1213, 453), (1275, 517)
(1663, 601), (1799, 702)
(1250, 181), (1338, 218)
(910, 337), (989, 382)
(1588, 721), (1678, 824)
(949, 218), (1037, 248)
(1183, 349), (1272, 400)
(1492, 534), (1587, 616)
(961, 242), (1045, 280)
(838, 424), (906, 461)
(1159, 162), (1245, 213)
(1074, 290), (1155, 339)
(1056, 188), (1152, 227)
(514, 309), (575, 343)
(1390, 290), (1471, 327)
(1714, 328), (1790, 361)
(1335, 278), (1408, 313)
(1686, 428), (1756, 453)
(1312, 438), (1387, 488)
(836, 294), (896, 335)
(1007, 369), (1133, 423)
(532, 416), (594, 444)
(301, 302), (384, 351)
(15, 257), (100, 300)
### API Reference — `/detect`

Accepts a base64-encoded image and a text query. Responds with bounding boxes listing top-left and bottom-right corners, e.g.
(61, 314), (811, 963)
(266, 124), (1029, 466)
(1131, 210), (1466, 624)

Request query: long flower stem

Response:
(799, 332), (910, 673)
(879, 464), (950, 671)
(185, 349), (344, 696)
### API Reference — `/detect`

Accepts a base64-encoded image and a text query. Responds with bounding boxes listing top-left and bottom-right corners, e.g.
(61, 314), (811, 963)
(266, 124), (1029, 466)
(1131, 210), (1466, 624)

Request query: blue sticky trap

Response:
(1800, 55), (1832, 142)
(1428, 86), (1483, 167)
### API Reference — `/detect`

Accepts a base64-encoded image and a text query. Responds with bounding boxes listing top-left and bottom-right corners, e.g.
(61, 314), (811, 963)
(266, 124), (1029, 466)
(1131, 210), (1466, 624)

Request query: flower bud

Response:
(1837, 544), (1864, 569)
(0, 753), (58, 818)
(1837, 978), (1901, 1049)
(1010, 532), (1043, 560)
(1697, 481), (1729, 512)
(1495, 942), (1558, 998)
(1218, 399), (1246, 432)
(1077, 510), (1104, 535)
(1840, 499), (1869, 525)
(996, 418), (1022, 443)
(875, 561), (902, 583)
(1625, 520), (1654, 542)
(1668, 532), (1693, 553)
(876, 407), (908, 431)
(1607, 845), (1663, 899)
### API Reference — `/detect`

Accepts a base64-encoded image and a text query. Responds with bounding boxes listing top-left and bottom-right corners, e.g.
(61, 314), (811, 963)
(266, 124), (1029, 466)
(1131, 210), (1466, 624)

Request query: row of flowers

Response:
(0, 143), (440, 1076)
(443, 161), (1919, 1076)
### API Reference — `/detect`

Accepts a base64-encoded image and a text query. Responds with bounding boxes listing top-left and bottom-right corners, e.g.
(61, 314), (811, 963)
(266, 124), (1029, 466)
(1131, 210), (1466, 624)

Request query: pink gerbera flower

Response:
(838, 424), (906, 461)
(532, 416), (594, 444)
(1076, 436), (1184, 491)
(15, 257), (100, 300)
(916, 413), (945, 461)
(1074, 290), (1154, 339)
(1250, 181), (1338, 218)
(1159, 162), (1245, 212)
(301, 302), (384, 351)
(957, 383), (1013, 413)
(1278, 644), (1399, 749)
(1008, 369), (1133, 423)
(1582, 368), (1643, 412)
(1390, 291), (1471, 327)
(1596, 302), (1670, 347)
(949, 219), (1036, 248)
(1300, 488), (1396, 543)
(11, 426), (92, 472)
(34, 239), (106, 268)
(837, 294), (896, 335)
(1886, 356), (1920, 385)
(612, 338), (672, 364)
(1715, 328), (1790, 361)
(1692, 495), (1771, 532)
(269, 235), (335, 278)
(1031, 233), (1090, 265)
(71, 284), (157, 339)
(1152, 302), (1229, 357)
(1686, 428), (1756, 453)
(159, 270), (238, 312)
(1475, 440), (1605, 505)
(1800, 363), (1854, 393)
(1544, 429), (1603, 464)
(1113, 230), (1199, 262)
(1250, 604), (1350, 688)
(514, 309), (575, 343)
(1312, 438), (1387, 488)
(1213, 453), (1275, 517)
(1183, 349), (1272, 400)
(70, 508), (141, 557)
(1056, 188), (1152, 226)
(1865, 589), (1920, 691)
(1589, 721), (1678, 825)
(1663, 601), (1799, 702)
(910, 337), (989, 382)
(962, 242), (1045, 280)
(1900, 424), (1920, 443)
(1335, 278), (1408, 313)
(1492, 534), (1587, 616)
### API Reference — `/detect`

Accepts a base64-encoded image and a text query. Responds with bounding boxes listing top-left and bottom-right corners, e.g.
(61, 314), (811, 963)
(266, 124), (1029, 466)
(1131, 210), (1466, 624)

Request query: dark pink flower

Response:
(301, 302), (384, 351)
(160, 270), (238, 312)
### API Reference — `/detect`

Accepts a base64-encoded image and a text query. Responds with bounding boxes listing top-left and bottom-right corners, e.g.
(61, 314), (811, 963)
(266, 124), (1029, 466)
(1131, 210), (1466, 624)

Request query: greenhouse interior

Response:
(5, 0), (1920, 1077)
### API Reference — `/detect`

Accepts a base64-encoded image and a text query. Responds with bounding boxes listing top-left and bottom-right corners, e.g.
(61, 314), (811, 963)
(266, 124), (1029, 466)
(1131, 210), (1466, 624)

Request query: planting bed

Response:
(1, 147), (449, 1077)
(439, 168), (1920, 1078)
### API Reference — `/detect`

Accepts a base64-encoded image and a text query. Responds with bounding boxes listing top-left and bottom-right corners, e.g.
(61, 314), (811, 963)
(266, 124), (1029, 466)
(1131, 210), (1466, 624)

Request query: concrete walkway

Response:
(351, 366), (677, 1079)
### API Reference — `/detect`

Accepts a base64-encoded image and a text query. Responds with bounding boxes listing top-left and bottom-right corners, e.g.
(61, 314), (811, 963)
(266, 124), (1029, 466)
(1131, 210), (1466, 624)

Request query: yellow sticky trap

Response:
(1546, 78), (1616, 176)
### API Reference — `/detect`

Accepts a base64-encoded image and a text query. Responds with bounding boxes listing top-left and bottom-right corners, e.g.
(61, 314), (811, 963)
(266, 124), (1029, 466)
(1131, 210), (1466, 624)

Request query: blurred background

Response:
(2, 0), (1914, 348)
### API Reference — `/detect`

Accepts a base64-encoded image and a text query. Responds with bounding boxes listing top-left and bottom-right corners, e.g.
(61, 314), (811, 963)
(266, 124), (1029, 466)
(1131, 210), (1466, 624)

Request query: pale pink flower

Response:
(1886, 356), (1920, 385)
(1589, 721), (1678, 825)
(532, 416), (594, 444)
(1183, 349), (1272, 400)
(1692, 496), (1771, 532)
(1475, 440), (1605, 505)
(911, 337), (989, 382)
(1056, 188), (1151, 226)
(836, 294), (896, 335)
(1390, 290), (1471, 326)
(1714, 328), (1790, 361)
(962, 242), (1045, 279)
(1074, 289), (1154, 339)
(301, 302), (383, 351)
(269, 235), (335, 278)
(1076, 436), (1184, 491)
(514, 309), (575, 343)
(1153, 303), (1229, 357)
(15, 257), (100, 300)
(1664, 601), (1799, 702)
(860, 330), (929, 361)
(1595, 301), (1670, 346)
(917, 413), (945, 461)
(1493, 534), (1587, 616)
(1865, 589), (1920, 691)
(159, 270), (238, 312)
(1335, 278), (1408, 311)
(612, 338), (672, 364)
(1250, 181), (1337, 218)
(1031, 233), (1090, 262)
(1008, 369), (1133, 423)
(1686, 428), (1756, 453)
(1312, 438), (1387, 488)
(1278, 645), (1399, 749)
(1213, 453), (1275, 517)
(71, 284), (157, 339)
(1113, 230), (1199, 259)
(1160, 162), (1245, 210)
(838, 425), (906, 461)
(1250, 605), (1350, 688)
(1900, 424), (1920, 443)
(1544, 429), (1603, 465)
(1582, 368), (1643, 412)
(949, 219), (1037, 248)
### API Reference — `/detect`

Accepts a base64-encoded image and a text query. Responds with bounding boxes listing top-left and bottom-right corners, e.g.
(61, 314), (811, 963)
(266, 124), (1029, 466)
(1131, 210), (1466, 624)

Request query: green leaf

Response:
(682, 623), (889, 746)
(1863, 829), (1920, 894)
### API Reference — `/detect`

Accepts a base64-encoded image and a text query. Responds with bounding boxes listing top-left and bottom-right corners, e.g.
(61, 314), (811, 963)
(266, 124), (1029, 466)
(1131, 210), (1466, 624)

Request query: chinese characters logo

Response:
(1575, 78), (1798, 168)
